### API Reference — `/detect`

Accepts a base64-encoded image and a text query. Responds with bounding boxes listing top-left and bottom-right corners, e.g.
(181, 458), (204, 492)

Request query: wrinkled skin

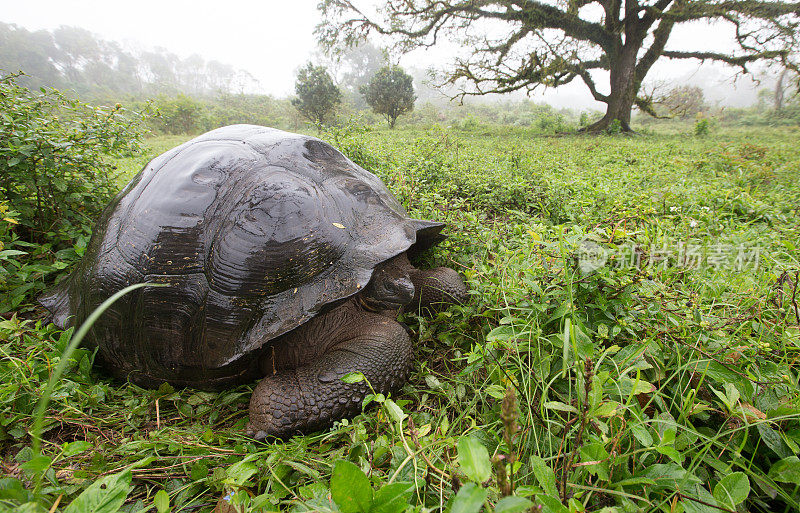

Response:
(246, 253), (466, 439)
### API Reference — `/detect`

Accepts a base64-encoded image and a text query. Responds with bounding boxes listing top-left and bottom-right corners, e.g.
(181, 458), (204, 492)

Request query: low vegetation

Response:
(1, 76), (799, 512)
(0, 74), (148, 312)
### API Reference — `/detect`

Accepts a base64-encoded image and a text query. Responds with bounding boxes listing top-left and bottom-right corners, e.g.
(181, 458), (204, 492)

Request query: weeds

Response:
(1, 125), (799, 512)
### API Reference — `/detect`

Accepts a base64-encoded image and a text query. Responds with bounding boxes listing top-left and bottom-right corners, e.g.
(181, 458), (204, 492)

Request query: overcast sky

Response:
(1, 0), (768, 108)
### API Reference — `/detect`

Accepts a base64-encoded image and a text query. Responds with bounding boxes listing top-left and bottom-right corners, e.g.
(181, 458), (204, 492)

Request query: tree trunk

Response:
(584, 48), (638, 133)
(775, 69), (787, 113)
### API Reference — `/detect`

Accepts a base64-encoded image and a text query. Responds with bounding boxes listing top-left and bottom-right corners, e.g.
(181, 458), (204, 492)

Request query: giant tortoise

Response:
(41, 124), (467, 438)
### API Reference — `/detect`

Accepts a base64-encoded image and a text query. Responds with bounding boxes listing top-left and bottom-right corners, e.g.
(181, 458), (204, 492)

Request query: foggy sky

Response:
(1, 0), (768, 108)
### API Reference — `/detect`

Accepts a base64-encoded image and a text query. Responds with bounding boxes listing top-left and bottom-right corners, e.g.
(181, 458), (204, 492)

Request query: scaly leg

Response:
(246, 302), (412, 439)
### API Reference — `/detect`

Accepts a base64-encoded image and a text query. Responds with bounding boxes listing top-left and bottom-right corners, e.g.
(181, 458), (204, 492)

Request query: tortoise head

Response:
(359, 253), (415, 314)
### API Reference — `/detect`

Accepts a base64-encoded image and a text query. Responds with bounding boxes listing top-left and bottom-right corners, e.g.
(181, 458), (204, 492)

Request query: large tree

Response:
(318, 0), (800, 132)
(361, 65), (416, 127)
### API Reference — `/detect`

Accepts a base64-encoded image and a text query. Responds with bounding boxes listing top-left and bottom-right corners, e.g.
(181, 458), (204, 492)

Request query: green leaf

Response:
(331, 460), (373, 513)
(756, 423), (793, 458)
(154, 489), (170, 513)
(383, 399), (406, 424)
(654, 428), (683, 464)
(768, 456), (800, 485)
(62, 441), (92, 457)
(535, 494), (569, 513)
(579, 443), (610, 480)
(562, 317), (572, 373)
(370, 482), (412, 513)
(64, 469), (133, 513)
(486, 325), (517, 341)
(226, 457), (258, 486)
(681, 485), (719, 513)
(485, 384), (506, 400)
(617, 377), (655, 396)
(0, 477), (27, 502)
(640, 463), (701, 487)
(654, 445), (684, 465)
(530, 455), (558, 497)
(450, 483), (486, 513)
(631, 424), (653, 447)
(190, 461), (209, 481)
(713, 472), (749, 508)
(342, 371), (365, 384)
(53, 177), (68, 192)
(542, 401), (578, 414)
(457, 436), (491, 483)
(494, 496), (534, 513)
(20, 455), (52, 475)
(589, 401), (619, 417)
(0, 249), (28, 258)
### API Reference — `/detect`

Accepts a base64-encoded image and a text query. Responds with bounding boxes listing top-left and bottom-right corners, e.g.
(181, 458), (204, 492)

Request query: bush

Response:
(694, 117), (711, 136)
(150, 93), (204, 134)
(291, 62), (342, 127)
(0, 72), (148, 311)
(606, 118), (623, 134)
(360, 65), (416, 128)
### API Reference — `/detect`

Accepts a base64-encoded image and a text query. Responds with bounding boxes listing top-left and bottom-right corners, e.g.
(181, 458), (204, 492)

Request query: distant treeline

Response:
(1, 21), (797, 135)
(0, 22), (258, 99)
(135, 93), (594, 135)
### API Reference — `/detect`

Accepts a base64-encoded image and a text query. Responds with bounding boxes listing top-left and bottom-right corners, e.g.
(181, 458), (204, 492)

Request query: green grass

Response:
(2, 124), (800, 512)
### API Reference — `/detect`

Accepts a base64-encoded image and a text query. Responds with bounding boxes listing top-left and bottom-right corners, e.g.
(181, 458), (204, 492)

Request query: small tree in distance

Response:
(291, 62), (342, 127)
(658, 85), (706, 119)
(360, 66), (415, 128)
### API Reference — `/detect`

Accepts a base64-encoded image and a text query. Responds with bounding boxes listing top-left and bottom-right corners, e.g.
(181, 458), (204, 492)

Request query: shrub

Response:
(360, 65), (415, 128)
(0, 72), (148, 311)
(694, 117), (711, 136)
(606, 118), (623, 134)
(0, 73), (147, 246)
(291, 62), (342, 127)
(150, 93), (205, 134)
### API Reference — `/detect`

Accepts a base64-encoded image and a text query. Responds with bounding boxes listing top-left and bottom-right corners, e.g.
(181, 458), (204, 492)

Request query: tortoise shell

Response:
(41, 125), (444, 388)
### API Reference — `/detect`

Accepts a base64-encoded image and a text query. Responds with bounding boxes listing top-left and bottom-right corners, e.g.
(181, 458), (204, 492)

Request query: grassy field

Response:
(2, 124), (800, 512)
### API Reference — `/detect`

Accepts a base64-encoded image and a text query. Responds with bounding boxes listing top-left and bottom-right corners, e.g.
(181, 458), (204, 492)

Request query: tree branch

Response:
(657, 0), (800, 22)
(634, 96), (671, 118)
(510, 1), (616, 50)
(603, 0), (622, 32)
(661, 49), (788, 73)
(635, 17), (676, 80)
(576, 65), (610, 102)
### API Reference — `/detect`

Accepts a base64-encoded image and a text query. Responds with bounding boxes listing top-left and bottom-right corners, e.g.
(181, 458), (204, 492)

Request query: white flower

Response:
(669, 206), (679, 212)
(689, 220), (698, 228)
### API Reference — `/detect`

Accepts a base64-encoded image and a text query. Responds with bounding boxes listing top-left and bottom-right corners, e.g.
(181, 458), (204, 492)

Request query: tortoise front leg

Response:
(409, 266), (468, 310)
(246, 309), (412, 439)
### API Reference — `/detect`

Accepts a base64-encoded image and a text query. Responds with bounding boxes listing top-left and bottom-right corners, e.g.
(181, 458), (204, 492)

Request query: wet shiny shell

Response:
(41, 125), (444, 388)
